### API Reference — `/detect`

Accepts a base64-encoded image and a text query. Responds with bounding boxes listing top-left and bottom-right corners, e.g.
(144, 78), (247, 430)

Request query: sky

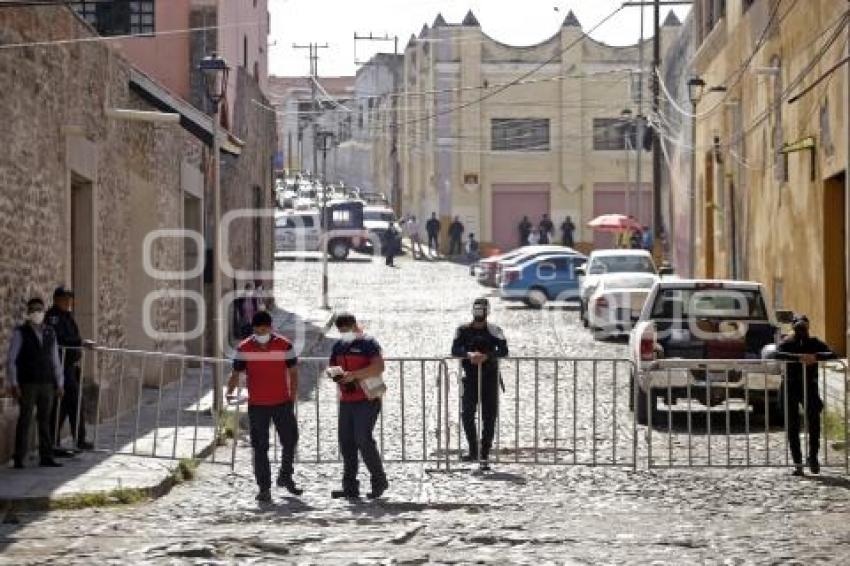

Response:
(267, 0), (692, 78)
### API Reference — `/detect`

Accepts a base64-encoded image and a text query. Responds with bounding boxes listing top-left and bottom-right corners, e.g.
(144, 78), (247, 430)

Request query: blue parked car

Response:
(499, 252), (587, 308)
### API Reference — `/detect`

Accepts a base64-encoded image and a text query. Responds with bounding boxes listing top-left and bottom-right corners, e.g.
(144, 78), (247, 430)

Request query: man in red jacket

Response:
(227, 311), (301, 503)
(327, 313), (388, 500)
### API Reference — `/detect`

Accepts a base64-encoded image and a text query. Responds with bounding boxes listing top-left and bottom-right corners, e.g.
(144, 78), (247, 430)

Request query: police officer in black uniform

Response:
(47, 286), (94, 452)
(451, 298), (508, 469)
(775, 314), (836, 476)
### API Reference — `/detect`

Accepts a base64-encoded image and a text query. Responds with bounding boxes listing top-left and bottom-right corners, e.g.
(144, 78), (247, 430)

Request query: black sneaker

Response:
(460, 453), (477, 463)
(479, 460), (491, 471)
(809, 457), (821, 475)
(277, 475), (304, 496)
(792, 465), (805, 477)
(331, 489), (360, 499)
(12, 459), (23, 469)
(367, 480), (389, 500)
(53, 448), (74, 458)
(39, 459), (62, 468)
(255, 489), (272, 503)
(77, 441), (95, 451)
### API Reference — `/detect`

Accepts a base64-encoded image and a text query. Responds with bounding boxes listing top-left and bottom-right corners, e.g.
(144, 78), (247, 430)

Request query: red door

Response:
(491, 184), (550, 251)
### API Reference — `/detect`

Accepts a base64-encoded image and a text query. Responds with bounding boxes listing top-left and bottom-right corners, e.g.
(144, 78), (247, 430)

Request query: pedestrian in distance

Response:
(451, 298), (508, 470)
(383, 223), (400, 267)
(641, 225), (653, 251)
(466, 234), (480, 275)
(448, 216), (465, 256)
(538, 214), (554, 245)
(528, 229), (541, 246)
(7, 297), (64, 469)
(408, 215), (424, 259)
(227, 310), (302, 503)
(426, 212), (441, 255)
(560, 216), (576, 248)
(46, 286), (94, 454)
(518, 216), (532, 247)
(327, 313), (389, 499)
(774, 315), (837, 476)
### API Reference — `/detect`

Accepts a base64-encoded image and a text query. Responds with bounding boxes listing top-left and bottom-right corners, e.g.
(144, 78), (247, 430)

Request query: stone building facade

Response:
(0, 2), (277, 462)
(690, 0), (849, 354)
(394, 11), (681, 253)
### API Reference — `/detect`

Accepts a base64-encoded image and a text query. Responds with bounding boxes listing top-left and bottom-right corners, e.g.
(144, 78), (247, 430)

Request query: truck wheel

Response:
(329, 239), (349, 261)
(525, 288), (548, 309)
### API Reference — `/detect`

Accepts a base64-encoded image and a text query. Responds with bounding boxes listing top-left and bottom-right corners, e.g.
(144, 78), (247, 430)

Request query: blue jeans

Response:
(338, 400), (386, 493)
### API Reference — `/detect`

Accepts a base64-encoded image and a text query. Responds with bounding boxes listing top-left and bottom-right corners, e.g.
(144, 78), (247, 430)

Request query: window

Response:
(71, 1), (155, 36)
(593, 118), (632, 151)
(589, 255), (656, 275)
(491, 118), (550, 151)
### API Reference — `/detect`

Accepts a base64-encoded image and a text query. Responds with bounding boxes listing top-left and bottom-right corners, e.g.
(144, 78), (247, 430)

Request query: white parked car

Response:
(585, 272), (658, 337)
(577, 249), (672, 326)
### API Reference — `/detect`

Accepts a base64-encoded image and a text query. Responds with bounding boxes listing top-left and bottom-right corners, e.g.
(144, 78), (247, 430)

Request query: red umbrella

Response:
(587, 214), (643, 233)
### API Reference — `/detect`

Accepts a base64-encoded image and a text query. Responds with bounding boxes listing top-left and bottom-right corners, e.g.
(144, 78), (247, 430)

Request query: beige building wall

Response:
(398, 11), (679, 253)
(692, 0), (848, 353)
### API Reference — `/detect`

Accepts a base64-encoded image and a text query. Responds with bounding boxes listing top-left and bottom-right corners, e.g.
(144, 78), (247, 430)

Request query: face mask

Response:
(29, 311), (45, 325)
(472, 308), (487, 322)
(254, 333), (271, 345)
(339, 331), (357, 343)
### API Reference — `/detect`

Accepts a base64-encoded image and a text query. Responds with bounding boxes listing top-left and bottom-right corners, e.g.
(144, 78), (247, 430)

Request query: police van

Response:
(275, 200), (369, 260)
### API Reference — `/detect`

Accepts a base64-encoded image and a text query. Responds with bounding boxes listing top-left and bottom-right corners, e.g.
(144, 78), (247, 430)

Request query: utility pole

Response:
(293, 42), (329, 181)
(651, 0), (662, 249)
(636, 6), (645, 230)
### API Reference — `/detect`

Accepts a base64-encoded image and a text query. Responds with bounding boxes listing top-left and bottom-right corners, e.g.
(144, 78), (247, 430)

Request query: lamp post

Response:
(621, 108), (633, 218)
(687, 76), (705, 278)
(316, 130), (335, 310)
(199, 53), (229, 411)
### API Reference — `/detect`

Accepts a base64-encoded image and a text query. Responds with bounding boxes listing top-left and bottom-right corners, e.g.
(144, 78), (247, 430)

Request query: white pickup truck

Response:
(628, 279), (793, 425)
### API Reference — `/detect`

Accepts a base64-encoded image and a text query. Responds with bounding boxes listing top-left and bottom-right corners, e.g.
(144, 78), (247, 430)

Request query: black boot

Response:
(277, 473), (304, 496)
(367, 479), (389, 500)
(331, 489), (360, 499)
(809, 457), (821, 475)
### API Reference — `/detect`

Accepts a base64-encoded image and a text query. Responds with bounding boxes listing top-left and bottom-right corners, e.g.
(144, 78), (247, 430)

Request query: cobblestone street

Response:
(2, 256), (850, 564)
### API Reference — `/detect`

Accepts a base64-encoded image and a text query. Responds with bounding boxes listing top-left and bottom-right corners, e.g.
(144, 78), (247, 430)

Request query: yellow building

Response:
(690, 0), (849, 353)
(400, 10), (681, 253)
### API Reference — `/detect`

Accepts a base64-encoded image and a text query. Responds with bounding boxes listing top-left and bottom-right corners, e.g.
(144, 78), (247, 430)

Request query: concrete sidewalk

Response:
(0, 307), (335, 511)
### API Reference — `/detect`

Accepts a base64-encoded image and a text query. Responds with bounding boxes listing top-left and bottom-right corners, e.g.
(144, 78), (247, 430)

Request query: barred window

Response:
(71, 1), (155, 36)
(593, 118), (630, 151)
(491, 118), (550, 151)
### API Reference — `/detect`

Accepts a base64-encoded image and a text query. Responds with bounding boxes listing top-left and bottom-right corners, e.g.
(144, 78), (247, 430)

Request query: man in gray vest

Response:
(6, 297), (65, 468)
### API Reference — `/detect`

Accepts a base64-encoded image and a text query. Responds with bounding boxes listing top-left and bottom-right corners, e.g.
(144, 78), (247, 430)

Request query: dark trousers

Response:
(449, 236), (462, 255)
(248, 402), (298, 490)
(427, 233), (439, 252)
(52, 365), (86, 446)
(338, 400), (386, 492)
(15, 383), (55, 462)
(461, 372), (499, 459)
(787, 380), (823, 464)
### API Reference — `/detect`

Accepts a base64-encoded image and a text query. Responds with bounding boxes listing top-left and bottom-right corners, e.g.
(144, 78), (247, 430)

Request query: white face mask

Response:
(339, 331), (357, 343)
(29, 311), (45, 325)
(254, 333), (271, 345)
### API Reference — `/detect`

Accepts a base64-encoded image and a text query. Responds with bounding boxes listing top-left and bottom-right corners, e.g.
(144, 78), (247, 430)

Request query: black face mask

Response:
(472, 307), (487, 322)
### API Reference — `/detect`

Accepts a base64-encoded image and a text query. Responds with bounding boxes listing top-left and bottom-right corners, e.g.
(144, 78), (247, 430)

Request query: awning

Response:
(128, 69), (243, 156)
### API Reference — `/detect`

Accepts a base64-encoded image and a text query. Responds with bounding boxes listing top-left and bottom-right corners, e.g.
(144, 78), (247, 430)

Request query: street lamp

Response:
(621, 108), (633, 218)
(199, 53), (229, 411)
(687, 76), (705, 278)
(316, 130), (336, 310)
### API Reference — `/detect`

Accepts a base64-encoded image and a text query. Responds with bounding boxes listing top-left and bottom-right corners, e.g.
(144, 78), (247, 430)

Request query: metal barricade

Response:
(55, 345), (231, 465)
(49, 346), (848, 476)
(640, 358), (849, 473)
(439, 357), (637, 468)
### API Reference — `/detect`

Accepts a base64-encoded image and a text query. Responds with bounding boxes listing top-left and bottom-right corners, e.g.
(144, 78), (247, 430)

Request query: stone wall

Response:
(0, 6), (204, 460)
